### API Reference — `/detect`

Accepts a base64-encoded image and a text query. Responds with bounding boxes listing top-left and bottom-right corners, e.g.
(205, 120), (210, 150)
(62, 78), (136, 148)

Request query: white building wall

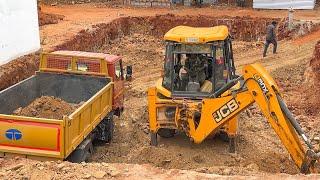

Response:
(253, 0), (315, 9)
(0, 0), (40, 65)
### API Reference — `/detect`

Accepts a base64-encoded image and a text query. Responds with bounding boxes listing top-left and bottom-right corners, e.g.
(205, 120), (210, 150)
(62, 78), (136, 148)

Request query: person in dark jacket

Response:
(263, 21), (277, 57)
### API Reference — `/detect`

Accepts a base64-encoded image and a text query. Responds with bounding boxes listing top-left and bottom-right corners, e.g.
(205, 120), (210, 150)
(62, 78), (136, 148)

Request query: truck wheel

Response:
(95, 116), (114, 144)
(157, 128), (175, 138)
(104, 116), (114, 143)
(67, 138), (94, 163)
(150, 132), (158, 146)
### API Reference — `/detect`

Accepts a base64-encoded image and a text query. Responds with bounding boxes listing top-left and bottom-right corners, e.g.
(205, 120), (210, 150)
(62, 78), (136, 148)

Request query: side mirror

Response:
(125, 65), (132, 81)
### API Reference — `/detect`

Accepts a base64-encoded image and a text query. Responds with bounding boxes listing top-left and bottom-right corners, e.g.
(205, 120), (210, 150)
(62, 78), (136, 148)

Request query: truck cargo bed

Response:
(0, 72), (109, 114)
(0, 72), (113, 159)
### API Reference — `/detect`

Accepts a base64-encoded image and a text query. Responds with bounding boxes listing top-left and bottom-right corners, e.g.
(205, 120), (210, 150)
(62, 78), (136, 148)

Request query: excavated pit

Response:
(55, 14), (306, 175)
(1, 14), (319, 175)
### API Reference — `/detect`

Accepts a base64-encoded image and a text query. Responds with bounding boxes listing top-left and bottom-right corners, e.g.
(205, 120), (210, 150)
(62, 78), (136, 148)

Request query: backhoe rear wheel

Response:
(157, 128), (176, 138)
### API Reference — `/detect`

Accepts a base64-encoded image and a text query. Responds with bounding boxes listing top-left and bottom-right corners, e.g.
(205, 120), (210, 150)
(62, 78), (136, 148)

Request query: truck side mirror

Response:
(126, 65), (132, 81)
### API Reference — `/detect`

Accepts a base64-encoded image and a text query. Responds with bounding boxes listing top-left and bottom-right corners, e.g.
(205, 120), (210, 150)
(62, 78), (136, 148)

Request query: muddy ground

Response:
(56, 16), (318, 175)
(1, 4), (320, 179)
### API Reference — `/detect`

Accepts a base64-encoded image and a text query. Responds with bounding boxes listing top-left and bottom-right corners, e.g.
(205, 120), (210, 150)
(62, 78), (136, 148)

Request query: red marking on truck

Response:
(0, 119), (61, 152)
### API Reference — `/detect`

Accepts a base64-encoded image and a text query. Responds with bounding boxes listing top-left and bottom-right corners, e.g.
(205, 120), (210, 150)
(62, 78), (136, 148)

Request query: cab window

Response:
(115, 60), (124, 80)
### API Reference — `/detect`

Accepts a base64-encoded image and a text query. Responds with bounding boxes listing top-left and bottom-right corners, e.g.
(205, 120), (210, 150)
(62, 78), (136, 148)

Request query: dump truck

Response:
(0, 51), (130, 162)
(147, 26), (320, 173)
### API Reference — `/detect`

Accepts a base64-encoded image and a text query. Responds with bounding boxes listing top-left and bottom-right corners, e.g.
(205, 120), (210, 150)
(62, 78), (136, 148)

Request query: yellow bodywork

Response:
(164, 25), (229, 43)
(0, 82), (113, 160)
(148, 63), (314, 172)
(0, 53), (114, 160)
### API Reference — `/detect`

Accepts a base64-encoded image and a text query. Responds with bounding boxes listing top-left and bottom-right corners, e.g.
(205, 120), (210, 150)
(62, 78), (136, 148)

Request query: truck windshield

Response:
(162, 42), (230, 96)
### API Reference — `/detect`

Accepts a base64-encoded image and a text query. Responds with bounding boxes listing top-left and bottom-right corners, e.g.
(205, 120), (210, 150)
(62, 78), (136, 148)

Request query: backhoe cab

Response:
(150, 25), (240, 146)
(147, 25), (320, 173)
(161, 26), (237, 98)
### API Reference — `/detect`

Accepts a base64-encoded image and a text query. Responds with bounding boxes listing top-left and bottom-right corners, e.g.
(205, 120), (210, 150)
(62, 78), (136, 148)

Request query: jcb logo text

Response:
(212, 99), (239, 123)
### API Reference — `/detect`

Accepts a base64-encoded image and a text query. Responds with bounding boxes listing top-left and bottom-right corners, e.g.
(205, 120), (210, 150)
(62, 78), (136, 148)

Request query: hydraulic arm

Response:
(240, 63), (318, 173)
(193, 63), (319, 173)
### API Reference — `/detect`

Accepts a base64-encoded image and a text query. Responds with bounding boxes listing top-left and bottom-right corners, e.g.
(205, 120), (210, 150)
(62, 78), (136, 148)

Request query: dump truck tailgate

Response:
(0, 115), (64, 158)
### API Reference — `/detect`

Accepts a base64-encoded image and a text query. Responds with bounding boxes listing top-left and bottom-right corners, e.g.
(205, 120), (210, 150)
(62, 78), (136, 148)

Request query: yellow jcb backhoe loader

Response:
(147, 25), (320, 173)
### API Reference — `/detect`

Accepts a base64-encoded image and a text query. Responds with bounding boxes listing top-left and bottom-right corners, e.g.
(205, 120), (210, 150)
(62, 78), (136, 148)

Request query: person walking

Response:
(263, 21), (278, 57)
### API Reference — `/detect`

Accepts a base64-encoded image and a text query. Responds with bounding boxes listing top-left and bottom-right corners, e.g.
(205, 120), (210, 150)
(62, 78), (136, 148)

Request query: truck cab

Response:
(41, 50), (130, 115)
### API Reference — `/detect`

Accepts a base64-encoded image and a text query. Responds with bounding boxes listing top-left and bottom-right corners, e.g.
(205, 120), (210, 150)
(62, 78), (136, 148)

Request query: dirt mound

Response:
(303, 41), (320, 115)
(56, 14), (320, 53)
(1, 157), (319, 180)
(278, 19), (318, 40)
(309, 41), (320, 84)
(56, 14), (282, 52)
(0, 54), (39, 91)
(13, 96), (79, 119)
(38, 6), (64, 26)
(41, 0), (121, 5)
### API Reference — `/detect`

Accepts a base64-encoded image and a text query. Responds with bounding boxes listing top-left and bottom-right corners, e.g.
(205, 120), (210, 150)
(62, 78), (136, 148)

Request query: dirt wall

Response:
(38, 6), (64, 26)
(56, 14), (279, 52)
(0, 55), (39, 91)
(41, 0), (254, 6)
(304, 41), (320, 115)
(217, 0), (253, 7)
(40, 0), (121, 5)
(310, 41), (320, 80)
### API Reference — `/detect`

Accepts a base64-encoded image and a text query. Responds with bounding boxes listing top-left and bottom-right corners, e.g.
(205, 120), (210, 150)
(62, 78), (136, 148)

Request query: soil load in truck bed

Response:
(0, 72), (109, 117)
(13, 96), (82, 119)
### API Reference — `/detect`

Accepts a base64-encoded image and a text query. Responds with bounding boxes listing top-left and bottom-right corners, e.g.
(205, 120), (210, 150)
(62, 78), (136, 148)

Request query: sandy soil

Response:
(1, 157), (320, 179)
(38, 6), (64, 26)
(82, 18), (319, 175)
(0, 3), (320, 179)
